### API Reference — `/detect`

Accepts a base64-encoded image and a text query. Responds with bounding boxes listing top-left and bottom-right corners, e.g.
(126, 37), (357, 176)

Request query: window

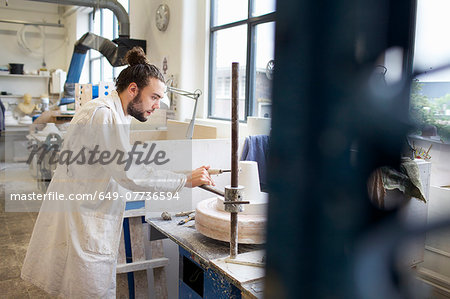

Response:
(209, 0), (276, 120)
(411, 0), (450, 143)
(88, 0), (129, 84)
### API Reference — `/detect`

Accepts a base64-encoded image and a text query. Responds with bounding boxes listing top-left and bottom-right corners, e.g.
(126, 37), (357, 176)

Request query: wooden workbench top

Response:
(146, 216), (265, 298)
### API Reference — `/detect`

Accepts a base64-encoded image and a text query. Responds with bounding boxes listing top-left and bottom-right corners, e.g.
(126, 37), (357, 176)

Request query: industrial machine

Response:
(61, 32), (146, 105)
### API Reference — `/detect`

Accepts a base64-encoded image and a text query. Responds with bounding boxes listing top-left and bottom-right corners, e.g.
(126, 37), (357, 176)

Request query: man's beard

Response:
(127, 91), (150, 122)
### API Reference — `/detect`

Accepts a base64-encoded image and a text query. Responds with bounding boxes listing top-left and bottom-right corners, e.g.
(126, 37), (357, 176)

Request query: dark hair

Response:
(115, 47), (165, 93)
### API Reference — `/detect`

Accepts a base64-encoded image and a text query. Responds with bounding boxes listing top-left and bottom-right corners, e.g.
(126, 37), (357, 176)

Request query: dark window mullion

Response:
(245, 23), (252, 120)
(208, 30), (217, 118)
(210, 12), (276, 32)
(210, 0), (217, 28)
(243, 0), (254, 119)
(247, 22), (258, 118)
(208, 0), (217, 118)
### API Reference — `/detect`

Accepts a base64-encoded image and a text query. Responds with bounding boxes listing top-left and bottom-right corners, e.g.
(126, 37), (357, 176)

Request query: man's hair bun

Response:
(124, 47), (149, 66)
(115, 46), (165, 93)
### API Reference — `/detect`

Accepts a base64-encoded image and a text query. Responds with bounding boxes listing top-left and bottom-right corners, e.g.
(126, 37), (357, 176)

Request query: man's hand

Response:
(185, 165), (215, 188)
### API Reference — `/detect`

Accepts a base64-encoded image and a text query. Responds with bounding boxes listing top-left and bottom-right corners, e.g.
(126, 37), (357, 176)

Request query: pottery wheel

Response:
(195, 197), (266, 244)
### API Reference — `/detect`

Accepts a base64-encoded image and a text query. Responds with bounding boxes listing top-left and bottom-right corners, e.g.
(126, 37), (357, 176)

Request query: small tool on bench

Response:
(175, 210), (195, 217)
(178, 214), (195, 225)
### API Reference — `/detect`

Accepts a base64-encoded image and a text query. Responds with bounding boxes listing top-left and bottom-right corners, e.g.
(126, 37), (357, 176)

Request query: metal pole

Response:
(230, 62), (239, 259)
(27, 0), (130, 37)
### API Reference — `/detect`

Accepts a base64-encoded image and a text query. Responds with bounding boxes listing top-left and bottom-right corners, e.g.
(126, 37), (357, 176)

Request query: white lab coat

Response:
(21, 91), (186, 298)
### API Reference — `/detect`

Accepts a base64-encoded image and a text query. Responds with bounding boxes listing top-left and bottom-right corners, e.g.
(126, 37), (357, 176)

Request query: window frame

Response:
(208, 0), (276, 121)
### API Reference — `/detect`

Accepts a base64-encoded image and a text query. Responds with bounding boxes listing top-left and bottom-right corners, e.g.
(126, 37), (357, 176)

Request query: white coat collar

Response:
(111, 90), (132, 124)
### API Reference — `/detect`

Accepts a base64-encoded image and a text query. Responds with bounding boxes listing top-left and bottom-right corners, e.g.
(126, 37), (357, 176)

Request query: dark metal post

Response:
(230, 62), (239, 259)
(264, 0), (416, 298)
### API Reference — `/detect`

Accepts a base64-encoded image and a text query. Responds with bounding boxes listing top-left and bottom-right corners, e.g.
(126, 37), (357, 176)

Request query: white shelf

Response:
(0, 95), (47, 99)
(0, 73), (50, 78)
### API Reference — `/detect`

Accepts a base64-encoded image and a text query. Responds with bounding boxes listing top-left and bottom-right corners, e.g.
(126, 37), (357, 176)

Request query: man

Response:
(21, 47), (214, 297)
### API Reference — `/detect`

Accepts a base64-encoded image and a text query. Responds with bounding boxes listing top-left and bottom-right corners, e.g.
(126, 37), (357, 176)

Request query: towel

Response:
(241, 135), (269, 192)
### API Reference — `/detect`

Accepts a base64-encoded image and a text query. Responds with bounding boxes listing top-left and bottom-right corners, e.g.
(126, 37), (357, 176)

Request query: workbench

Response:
(146, 216), (265, 299)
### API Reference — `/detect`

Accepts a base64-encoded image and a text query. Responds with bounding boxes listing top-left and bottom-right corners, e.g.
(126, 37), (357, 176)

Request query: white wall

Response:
(130, 0), (209, 121)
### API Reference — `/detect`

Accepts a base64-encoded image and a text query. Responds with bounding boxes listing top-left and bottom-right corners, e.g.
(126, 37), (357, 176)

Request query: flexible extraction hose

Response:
(17, 24), (44, 53)
(16, 24), (67, 58)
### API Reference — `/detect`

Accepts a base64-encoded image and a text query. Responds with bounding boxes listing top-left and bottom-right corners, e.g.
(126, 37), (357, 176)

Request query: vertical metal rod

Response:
(230, 62), (239, 259)
(231, 62), (239, 188)
(230, 213), (238, 258)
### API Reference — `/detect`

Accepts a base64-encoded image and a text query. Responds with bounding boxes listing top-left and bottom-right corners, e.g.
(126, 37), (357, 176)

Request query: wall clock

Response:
(156, 4), (170, 32)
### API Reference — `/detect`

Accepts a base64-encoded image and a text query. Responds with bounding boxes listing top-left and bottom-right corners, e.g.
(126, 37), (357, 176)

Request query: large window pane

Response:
(252, 21), (275, 117)
(117, 0), (129, 13)
(89, 10), (101, 59)
(212, 25), (247, 120)
(411, 0), (450, 143)
(91, 59), (101, 84)
(252, 0), (276, 17)
(103, 58), (114, 83)
(213, 0), (248, 26)
(114, 65), (126, 80)
(89, 49), (101, 59)
(103, 9), (114, 41)
(92, 9), (101, 36)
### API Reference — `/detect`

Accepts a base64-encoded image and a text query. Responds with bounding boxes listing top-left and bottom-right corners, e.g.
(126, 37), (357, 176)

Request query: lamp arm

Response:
(165, 85), (202, 139)
(166, 86), (202, 100)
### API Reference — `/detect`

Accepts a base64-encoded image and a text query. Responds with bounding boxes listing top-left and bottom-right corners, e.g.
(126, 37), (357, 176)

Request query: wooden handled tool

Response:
(208, 169), (231, 175)
(178, 215), (195, 225)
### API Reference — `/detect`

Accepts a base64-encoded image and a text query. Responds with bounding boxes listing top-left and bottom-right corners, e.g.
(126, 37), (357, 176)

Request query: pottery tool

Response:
(199, 184), (225, 197)
(178, 215), (195, 225)
(208, 169), (231, 175)
(175, 210), (195, 217)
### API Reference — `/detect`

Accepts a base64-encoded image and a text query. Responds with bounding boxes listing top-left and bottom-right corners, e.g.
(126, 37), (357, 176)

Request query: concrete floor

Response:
(0, 163), (56, 298)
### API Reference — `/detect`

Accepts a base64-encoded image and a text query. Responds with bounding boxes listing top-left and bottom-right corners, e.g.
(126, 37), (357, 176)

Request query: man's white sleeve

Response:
(90, 107), (187, 193)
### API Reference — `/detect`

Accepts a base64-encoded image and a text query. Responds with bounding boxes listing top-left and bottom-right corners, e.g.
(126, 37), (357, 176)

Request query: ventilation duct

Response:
(27, 0), (130, 37)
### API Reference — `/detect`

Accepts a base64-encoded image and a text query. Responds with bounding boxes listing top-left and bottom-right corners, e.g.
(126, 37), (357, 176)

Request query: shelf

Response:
(0, 95), (57, 100)
(0, 95), (24, 98)
(0, 73), (50, 78)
